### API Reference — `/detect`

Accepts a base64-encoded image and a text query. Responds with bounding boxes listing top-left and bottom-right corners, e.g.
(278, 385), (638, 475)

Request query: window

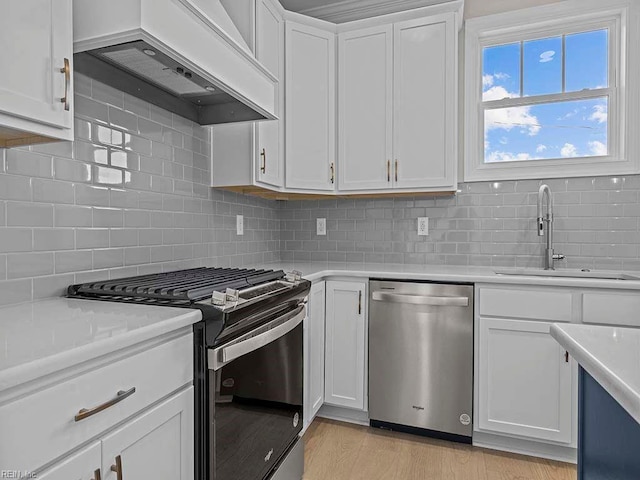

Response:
(464, 1), (639, 182)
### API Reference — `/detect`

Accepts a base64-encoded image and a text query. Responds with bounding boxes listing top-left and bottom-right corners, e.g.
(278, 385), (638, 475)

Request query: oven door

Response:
(208, 303), (305, 480)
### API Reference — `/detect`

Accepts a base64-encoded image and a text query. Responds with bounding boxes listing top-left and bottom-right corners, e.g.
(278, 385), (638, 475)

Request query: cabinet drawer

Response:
(583, 292), (640, 327)
(479, 287), (572, 322)
(0, 332), (193, 472)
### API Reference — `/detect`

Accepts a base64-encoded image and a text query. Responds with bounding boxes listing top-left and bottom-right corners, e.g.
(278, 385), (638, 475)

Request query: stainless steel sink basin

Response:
(494, 269), (640, 281)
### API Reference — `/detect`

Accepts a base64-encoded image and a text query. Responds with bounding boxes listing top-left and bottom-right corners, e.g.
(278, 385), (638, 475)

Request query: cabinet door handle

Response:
(92, 468), (102, 480)
(387, 160), (390, 182)
(60, 58), (70, 111)
(565, 351), (569, 363)
(358, 291), (362, 315)
(110, 455), (123, 480)
(260, 148), (266, 174)
(74, 387), (136, 422)
(330, 162), (335, 184)
(395, 160), (398, 183)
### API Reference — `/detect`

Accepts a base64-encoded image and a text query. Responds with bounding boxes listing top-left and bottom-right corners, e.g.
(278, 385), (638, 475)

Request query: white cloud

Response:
(540, 50), (556, 63)
(499, 137), (508, 145)
(486, 151), (533, 163)
(589, 141), (607, 156)
(536, 144), (548, 153)
(482, 74), (494, 88)
(484, 86), (541, 136)
(560, 143), (578, 158)
(590, 104), (608, 124)
(494, 72), (510, 81)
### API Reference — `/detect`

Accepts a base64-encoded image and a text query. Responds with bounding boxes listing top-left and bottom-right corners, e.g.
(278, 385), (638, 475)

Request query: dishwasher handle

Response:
(371, 291), (469, 307)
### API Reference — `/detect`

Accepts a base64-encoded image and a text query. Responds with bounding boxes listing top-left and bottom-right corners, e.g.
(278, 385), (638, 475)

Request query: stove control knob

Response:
(285, 270), (302, 283)
(211, 290), (226, 306)
(225, 288), (240, 302)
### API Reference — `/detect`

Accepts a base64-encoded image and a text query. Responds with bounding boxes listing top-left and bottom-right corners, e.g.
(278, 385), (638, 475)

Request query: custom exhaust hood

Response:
(73, 0), (277, 125)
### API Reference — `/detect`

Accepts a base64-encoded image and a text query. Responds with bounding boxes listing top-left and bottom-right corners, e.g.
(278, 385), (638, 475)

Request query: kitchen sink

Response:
(494, 268), (640, 281)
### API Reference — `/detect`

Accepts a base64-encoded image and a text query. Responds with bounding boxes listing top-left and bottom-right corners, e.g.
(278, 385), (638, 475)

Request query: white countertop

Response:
(3, 262), (640, 396)
(0, 298), (201, 394)
(263, 262), (640, 290)
(551, 323), (640, 425)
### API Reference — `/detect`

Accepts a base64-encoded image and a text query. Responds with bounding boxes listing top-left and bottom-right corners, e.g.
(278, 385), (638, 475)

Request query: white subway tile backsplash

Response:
(55, 250), (93, 274)
(76, 228), (109, 249)
(54, 205), (93, 227)
(7, 252), (54, 278)
(7, 202), (53, 227)
(34, 229), (75, 251)
(32, 178), (75, 204)
(0, 279), (32, 306)
(93, 248), (124, 269)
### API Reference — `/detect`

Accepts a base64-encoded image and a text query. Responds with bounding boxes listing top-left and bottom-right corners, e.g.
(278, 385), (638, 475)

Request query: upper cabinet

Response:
(338, 13), (458, 193)
(255, 0), (285, 188)
(0, 0), (74, 147)
(212, 0), (284, 191)
(285, 21), (336, 192)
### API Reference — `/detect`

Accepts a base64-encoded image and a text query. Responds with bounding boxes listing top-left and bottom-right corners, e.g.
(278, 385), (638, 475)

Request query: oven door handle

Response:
(371, 291), (469, 307)
(209, 304), (306, 371)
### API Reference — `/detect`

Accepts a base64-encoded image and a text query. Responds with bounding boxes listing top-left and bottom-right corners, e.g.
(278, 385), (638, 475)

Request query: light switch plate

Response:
(418, 217), (429, 236)
(317, 218), (326, 236)
(236, 215), (244, 235)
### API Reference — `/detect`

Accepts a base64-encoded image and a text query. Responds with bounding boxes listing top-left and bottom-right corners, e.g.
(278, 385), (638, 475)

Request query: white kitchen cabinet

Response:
(1, 330), (193, 478)
(37, 443), (101, 480)
(101, 387), (194, 480)
(285, 21), (336, 192)
(324, 280), (367, 410)
(304, 281), (326, 429)
(0, 0), (74, 147)
(477, 317), (573, 444)
(337, 13), (457, 193)
(338, 25), (393, 191)
(212, 0), (284, 190)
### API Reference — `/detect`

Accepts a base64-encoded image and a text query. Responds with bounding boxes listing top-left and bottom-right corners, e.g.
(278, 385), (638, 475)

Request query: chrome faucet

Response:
(537, 184), (565, 270)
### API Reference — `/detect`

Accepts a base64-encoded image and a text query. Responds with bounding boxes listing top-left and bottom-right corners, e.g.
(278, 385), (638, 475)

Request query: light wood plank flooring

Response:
(303, 418), (576, 480)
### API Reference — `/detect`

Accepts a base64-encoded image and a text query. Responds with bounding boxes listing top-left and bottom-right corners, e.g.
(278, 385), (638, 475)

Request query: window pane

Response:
(484, 98), (608, 163)
(566, 29), (609, 92)
(482, 42), (521, 101)
(523, 36), (562, 96)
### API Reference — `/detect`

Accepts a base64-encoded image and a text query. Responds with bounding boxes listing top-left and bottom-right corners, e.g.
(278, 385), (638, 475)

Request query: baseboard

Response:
(472, 431), (577, 464)
(317, 404), (369, 426)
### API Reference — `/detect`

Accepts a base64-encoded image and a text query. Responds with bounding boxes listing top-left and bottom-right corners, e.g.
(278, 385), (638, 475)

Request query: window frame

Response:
(464, 0), (638, 182)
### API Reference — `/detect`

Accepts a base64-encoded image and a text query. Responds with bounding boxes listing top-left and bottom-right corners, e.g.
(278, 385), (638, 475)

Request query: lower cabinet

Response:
(324, 280), (367, 410)
(37, 443), (101, 480)
(304, 281), (326, 429)
(477, 317), (574, 444)
(37, 387), (194, 480)
(101, 387), (194, 480)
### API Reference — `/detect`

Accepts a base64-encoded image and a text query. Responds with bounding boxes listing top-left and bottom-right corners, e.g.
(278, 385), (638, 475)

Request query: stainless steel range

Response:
(68, 267), (311, 480)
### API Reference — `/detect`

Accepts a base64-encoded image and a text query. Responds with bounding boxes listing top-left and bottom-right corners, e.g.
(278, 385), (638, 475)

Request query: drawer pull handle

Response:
(111, 455), (123, 480)
(74, 387), (136, 422)
(92, 468), (102, 480)
(60, 58), (71, 111)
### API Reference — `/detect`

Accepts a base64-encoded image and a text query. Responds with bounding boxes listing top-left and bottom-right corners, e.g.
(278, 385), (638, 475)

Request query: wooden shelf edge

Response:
(215, 185), (457, 201)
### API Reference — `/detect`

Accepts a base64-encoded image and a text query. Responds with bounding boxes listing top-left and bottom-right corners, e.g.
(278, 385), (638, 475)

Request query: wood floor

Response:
(302, 418), (576, 480)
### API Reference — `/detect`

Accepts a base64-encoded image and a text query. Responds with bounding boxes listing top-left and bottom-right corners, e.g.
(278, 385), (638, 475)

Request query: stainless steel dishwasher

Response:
(369, 280), (474, 442)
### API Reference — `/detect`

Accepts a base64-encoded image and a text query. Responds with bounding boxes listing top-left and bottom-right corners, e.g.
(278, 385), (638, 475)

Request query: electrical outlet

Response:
(418, 217), (429, 236)
(236, 215), (244, 235)
(317, 218), (326, 236)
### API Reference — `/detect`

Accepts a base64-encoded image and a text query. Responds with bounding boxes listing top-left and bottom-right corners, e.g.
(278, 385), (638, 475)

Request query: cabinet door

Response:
(101, 387), (194, 480)
(393, 14), (456, 190)
(255, 0), (284, 187)
(478, 318), (573, 443)
(304, 281), (326, 429)
(0, 0), (73, 135)
(324, 281), (367, 410)
(285, 22), (336, 192)
(37, 443), (101, 480)
(338, 25), (393, 192)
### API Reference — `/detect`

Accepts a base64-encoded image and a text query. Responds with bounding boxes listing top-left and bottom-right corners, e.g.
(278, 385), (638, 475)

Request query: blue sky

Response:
(482, 29), (609, 163)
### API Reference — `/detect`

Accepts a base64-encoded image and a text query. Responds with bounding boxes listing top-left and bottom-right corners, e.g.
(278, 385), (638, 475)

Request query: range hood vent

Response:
(73, 0), (277, 126)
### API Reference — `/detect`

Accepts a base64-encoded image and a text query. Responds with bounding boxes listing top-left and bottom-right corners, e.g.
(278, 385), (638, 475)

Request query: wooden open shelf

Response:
(217, 185), (457, 201)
